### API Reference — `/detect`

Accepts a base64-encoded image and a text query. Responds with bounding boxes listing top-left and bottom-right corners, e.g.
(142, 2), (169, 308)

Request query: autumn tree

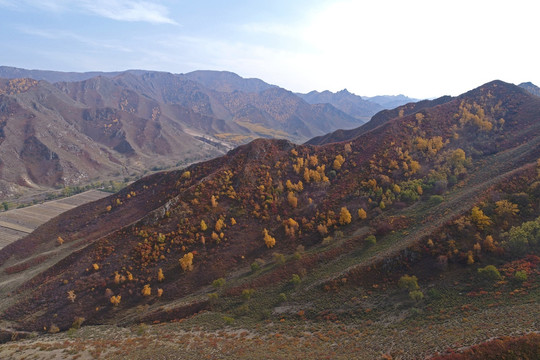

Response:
(287, 191), (298, 208)
(141, 284), (151, 296)
(357, 208), (367, 220)
(179, 252), (194, 271)
(215, 218), (225, 232)
(495, 200), (519, 219)
(333, 155), (345, 170)
(263, 228), (276, 248)
(470, 206), (492, 230)
(158, 268), (165, 282)
(200, 220), (208, 231)
(339, 207), (352, 225)
(110, 295), (121, 306)
(284, 218), (299, 237)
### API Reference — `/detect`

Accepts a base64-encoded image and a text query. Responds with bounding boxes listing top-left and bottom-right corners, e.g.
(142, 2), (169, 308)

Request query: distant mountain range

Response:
(0, 66), (424, 198)
(297, 89), (417, 122)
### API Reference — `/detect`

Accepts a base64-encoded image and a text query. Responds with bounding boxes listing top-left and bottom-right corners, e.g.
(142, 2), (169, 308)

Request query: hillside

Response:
(0, 80), (539, 358)
(307, 95), (453, 145)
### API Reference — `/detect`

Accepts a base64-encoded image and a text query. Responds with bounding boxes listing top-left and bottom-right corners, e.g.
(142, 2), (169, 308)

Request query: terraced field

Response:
(0, 190), (110, 249)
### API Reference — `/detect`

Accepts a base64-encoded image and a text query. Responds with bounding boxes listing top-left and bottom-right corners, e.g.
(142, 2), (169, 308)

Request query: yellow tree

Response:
(339, 207), (352, 225)
(141, 284), (151, 296)
(200, 220), (208, 231)
(215, 218), (225, 232)
(110, 295), (121, 306)
(158, 268), (165, 282)
(179, 252), (194, 271)
(470, 206), (492, 229)
(333, 155), (345, 170)
(287, 191), (298, 208)
(357, 208), (367, 220)
(263, 229), (276, 248)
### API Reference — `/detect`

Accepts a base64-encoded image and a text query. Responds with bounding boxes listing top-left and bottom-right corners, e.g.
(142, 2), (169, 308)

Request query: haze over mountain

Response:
(1, 80), (538, 358)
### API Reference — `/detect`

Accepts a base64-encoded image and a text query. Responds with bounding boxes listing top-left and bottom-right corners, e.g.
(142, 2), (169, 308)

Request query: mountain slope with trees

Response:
(0, 80), (539, 358)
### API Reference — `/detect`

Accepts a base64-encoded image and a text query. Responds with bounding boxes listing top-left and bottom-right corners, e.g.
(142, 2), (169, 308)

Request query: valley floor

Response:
(0, 190), (109, 249)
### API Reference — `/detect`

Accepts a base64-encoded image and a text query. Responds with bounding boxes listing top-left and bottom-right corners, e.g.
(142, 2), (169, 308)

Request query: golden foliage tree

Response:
(495, 200), (519, 218)
(67, 290), (76, 303)
(200, 220), (208, 231)
(339, 207), (352, 225)
(141, 284), (151, 297)
(357, 208), (367, 220)
(110, 295), (121, 306)
(179, 252), (194, 271)
(158, 268), (165, 282)
(263, 228), (276, 248)
(287, 191), (298, 208)
(470, 206), (492, 229)
(215, 218), (225, 232)
(333, 155), (345, 170)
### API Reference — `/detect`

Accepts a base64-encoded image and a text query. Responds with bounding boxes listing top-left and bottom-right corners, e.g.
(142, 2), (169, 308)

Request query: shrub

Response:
(409, 290), (424, 302)
(223, 316), (235, 325)
(212, 278), (226, 288)
(398, 275), (419, 291)
(477, 265), (502, 281)
(514, 270), (527, 282)
(242, 288), (254, 300)
(71, 317), (85, 330)
(291, 274), (301, 286)
(428, 195), (444, 205)
(366, 235), (377, 246)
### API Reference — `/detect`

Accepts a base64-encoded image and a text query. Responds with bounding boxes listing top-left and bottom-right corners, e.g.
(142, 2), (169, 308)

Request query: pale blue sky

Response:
(0, 0), (538, 98)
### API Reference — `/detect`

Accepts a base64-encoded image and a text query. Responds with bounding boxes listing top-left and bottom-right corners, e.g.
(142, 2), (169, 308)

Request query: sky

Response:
(0, 0), (539, 99)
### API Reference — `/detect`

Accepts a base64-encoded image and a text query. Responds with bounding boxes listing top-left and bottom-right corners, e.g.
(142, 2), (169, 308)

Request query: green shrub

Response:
(223, 316), (235, 325)
(409, 290), (424, 302)
(514, 270), (527, 282)
(398, 275), (419, 290)
(366, 235), (377, 246)
(242, 288), (254, 300)
(428, 195), (444, 205)
(212, 278), (226, 288)
(477, 265), (502, 281)
(291, 274), (301, 286)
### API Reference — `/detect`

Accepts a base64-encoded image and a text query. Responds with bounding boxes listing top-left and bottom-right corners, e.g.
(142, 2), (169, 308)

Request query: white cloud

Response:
(79, 0), (177, 25)
(0, 0), (177, 24)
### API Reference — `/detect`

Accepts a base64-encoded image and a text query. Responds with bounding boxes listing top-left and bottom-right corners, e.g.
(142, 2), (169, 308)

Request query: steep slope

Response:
(1, 80), (539, 354)
(298, 89), (383, 121)
(0, 77), (227, 197)
(115, 71), (364, 142)
(306, 95), (454, 145)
